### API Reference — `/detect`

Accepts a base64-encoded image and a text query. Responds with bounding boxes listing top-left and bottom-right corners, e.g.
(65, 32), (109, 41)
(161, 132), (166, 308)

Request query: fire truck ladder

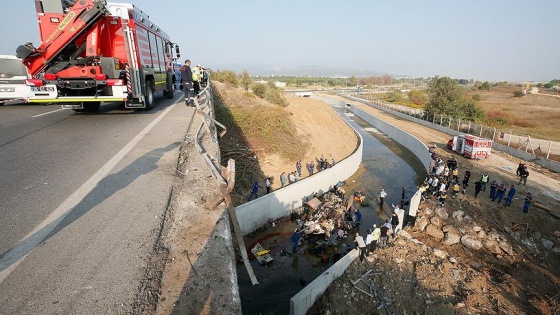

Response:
(121, 17), (144, 107)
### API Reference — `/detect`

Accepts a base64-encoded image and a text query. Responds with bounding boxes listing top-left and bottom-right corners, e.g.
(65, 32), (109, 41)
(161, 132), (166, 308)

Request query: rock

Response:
(461, 235), (483, 250)
(416, 218), (429, 231)
(430, 216), (443, 227)
(540, 238), (554, 250)
(463, 215), (472, 222)
(426, 224), (445, 240)
(477, 230), (487, 240)
(552, 246), (560, 254)
(488, 231), (500, 240)
(533, 231), (542, 240)
(423, 207), (434, 217)
(484, 239), (504, 255)
(433, 249), (448, 259)
(443, 232), (461, 246)
(455, 302), (466, 308)
(451, 210), (464, 221)
(398, 229), (412, 240)
(499, 241), (515, 256)
(522, 238), (539, 252)
(448, 257), (458, 264)
(510, 231), (521, 241)
(435, 207), (449, 220)
(473, 225), (482, 232)
(442, 225), (459, 234)
(450, 268), (463, 280)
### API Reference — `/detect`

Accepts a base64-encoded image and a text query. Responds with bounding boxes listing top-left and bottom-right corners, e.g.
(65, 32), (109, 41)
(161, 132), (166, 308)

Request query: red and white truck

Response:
(16, 0), (180, 111)
(447, 134), (493, 159)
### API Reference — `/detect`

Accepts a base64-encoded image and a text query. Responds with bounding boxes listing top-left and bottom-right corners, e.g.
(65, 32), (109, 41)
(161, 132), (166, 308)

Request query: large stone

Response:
(522, 238), (539, 253)
(433, 249), (448, 259)
(533, 231), (542, 240)
(472, 225), (482, 232)
(423, 207), (434, 217)
(443, 232), (461, 246)
(510, 231), (521, 241)
(477, 230), (487, 240)
(541, 238), (554, 250)
(552, 245), (560, 254)
(451, 210), (464, 221)
(442, 225), (459, 234)
(435, 207), (449, 220)
(484, 239), (504, 255)
(499, 241), (515, 256)
(398, 229), (412, 240)
(416, 217), (429, 231)
(430, 216), (443, 227)
(461, 235), (483, 251)
(426, 224), (445, 240)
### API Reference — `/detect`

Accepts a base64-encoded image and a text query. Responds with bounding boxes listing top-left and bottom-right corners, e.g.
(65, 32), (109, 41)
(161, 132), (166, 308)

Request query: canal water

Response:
(236, 97), (427, 314)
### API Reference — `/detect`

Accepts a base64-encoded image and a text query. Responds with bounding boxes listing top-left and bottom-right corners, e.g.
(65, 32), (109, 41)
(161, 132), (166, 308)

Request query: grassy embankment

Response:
(212, 82), (306, 205)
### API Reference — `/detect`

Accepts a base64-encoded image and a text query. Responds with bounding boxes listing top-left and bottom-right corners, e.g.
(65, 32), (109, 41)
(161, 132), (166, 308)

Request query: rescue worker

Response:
(495, 183), (506, 204)
(452, 181), (461, 198)
(505, 185), (516, 206)
(180, 59), (193, 106)
(192, 64), (202, 97)
(489, 180), (498, 200)
(519, 167), (529, 185)
(480, 173), (489, 191)
(523, 192), (532, 213)
(439, 189), (448, 207)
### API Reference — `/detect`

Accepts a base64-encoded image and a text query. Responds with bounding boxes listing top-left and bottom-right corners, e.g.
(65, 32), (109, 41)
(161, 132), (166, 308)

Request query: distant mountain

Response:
(210, 63), (392, 77)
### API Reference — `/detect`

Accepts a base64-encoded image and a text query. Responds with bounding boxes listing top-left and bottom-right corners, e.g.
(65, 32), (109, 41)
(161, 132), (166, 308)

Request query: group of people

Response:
(420, 146), (534, 213)
(176, 60), (209, 106)
(354, 215), (399, 261)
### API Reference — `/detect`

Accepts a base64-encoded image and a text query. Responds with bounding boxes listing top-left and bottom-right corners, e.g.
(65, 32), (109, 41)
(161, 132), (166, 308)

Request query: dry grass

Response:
(465, 86), (560, 141)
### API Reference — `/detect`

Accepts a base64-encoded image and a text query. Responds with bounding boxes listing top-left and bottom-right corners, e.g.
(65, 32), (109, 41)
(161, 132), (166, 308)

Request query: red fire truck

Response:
(447, 134), (493, 159)
(16, 0), (180, 111)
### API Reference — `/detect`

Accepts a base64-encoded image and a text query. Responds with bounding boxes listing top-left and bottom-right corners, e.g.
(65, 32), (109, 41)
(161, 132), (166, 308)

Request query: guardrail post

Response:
(507, 131), (512, 147)
(492, 127), (496, 140)
(467, 122), (471, 134)
(457, 119), (461, 131)
(547, 140), (552, 159)
(479, 125), (483, 137)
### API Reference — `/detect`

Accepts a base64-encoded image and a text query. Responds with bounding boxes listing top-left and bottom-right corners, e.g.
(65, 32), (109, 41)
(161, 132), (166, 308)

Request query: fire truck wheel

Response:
(0, 102), (4, 106)
(144, 81), (155, 110)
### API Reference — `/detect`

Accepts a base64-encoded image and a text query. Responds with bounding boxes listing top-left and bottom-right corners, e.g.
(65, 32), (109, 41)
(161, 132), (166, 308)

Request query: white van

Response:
(0, 55), (31, 105)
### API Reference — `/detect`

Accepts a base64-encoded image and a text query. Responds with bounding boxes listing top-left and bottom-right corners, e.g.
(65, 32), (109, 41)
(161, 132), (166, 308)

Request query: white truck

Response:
(447, 134), (493, 159)
(0, 55), (31, 105)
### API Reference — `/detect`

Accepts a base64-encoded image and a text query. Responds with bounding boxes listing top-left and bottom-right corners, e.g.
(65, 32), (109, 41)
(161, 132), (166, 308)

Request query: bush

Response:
(513, 91), (525, 98)
(472, 94), (481, 101)
(213, 70), (239, 87)
(264, 88), (288, 107)
(252, 83), (267, 98)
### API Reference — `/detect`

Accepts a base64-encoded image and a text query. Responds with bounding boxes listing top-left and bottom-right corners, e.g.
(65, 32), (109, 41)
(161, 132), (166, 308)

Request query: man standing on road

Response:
(296, 161), (302, 177)
(365, 230), (373, 256)
(379, 221), (390, 249)
(379, 188), (387, 207)
(192, 64), (202, 97)
(248, 181), (262, 201)
(354, 232), (366, 262)
(523, 192), (533, 213)
(505, 185), (516, 206)
(292, 229), (300, 254)
(180, 60), (193, 106)
(309, 161), (315, 175)
(265, 177), (272, 194)
(280, 172), (287, 188)
(480, 173), (489, 191)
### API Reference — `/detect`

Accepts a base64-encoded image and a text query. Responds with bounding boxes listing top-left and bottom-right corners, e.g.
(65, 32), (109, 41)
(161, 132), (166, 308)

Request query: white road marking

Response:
(0, 102), (178, 284)
(31, 108), (66, 118)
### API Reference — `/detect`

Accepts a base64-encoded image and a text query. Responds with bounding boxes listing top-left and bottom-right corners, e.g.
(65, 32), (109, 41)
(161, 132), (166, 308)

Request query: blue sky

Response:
(1, 0), (558, 81)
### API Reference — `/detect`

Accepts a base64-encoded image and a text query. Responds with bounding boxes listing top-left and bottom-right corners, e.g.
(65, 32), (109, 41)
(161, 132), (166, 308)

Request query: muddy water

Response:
(237, 98), (427, 314)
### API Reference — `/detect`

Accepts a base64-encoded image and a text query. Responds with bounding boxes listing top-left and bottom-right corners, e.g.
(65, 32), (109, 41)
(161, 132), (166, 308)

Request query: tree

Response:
(425, 76), (464, 115)
(386, 90), (404, 103)
(408, 89), (428, 106)
(239, 70), (253, 91)
(252, 83), (267, 98)
(479, 81), (491, 91)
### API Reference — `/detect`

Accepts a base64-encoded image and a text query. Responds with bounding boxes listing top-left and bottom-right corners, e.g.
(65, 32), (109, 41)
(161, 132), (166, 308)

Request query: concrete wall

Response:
(348, 105), (433, 173)
(290, 249), (359, 315)
(234, 108), (364, 236)
(345, 95), (560, 173)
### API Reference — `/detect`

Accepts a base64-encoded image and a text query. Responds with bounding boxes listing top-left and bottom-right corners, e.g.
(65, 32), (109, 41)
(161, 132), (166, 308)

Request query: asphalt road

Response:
(0, 93), (194, 313)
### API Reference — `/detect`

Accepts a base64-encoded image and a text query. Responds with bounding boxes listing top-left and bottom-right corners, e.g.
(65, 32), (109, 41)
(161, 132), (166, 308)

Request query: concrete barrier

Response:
(348, 105), (432, 173)
(290, 249), (359, 315)
(234, 107), (364, 236)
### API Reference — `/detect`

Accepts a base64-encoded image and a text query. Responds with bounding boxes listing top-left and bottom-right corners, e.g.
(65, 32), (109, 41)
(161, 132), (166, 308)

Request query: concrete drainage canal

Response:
(236, 97), (427, 314)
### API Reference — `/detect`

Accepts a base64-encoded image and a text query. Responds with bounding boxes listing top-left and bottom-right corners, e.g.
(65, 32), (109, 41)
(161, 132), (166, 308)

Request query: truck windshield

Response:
(0, 59), (27, 77)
